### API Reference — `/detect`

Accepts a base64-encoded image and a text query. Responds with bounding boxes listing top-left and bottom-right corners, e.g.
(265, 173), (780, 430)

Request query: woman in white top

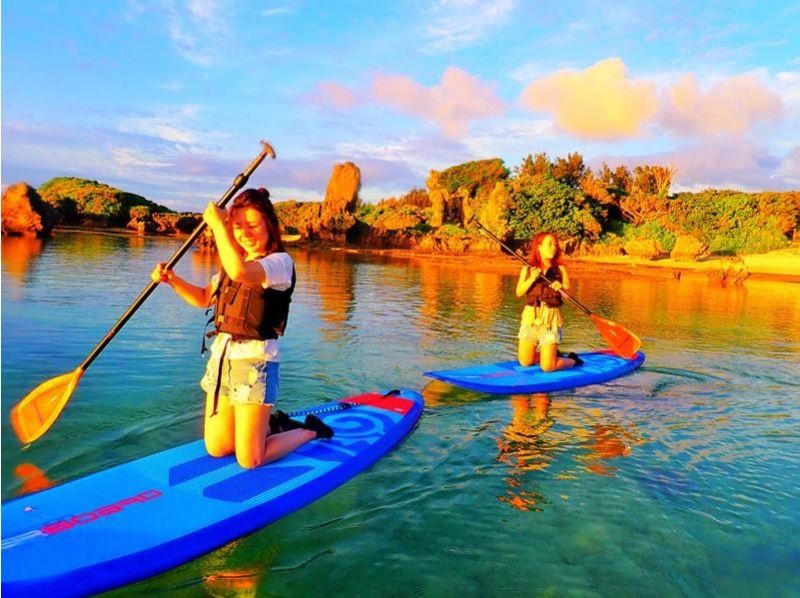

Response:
(151, 188), (331, 469)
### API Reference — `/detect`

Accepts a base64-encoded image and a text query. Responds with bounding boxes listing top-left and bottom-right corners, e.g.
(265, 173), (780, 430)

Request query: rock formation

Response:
(425, 159), (509, 234)
(275, 162), (361, 243)
(1, 182), (59, 237)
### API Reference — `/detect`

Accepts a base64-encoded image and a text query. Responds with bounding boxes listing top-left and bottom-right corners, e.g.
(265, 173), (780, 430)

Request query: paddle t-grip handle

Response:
(80, 141), (276, 371)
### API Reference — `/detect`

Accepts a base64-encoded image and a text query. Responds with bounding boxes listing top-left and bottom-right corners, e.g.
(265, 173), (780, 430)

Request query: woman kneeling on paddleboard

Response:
(151, 188), (331, 469)
(515, 232), (581, 371)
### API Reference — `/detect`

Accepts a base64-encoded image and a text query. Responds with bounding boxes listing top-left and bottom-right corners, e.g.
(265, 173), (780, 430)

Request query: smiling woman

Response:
(153, 186), (330, 471)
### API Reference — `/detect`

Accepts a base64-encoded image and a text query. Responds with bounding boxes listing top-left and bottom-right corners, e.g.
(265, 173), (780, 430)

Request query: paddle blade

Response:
(11, 369), (84, 444)
(591, 314), (642, 359)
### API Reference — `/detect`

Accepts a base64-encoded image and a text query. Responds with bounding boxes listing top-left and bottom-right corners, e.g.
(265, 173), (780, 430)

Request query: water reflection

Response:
(13, 462), (55, 495)
(1, 236), (45, 288)
(295, 250), (356, 341)
(497, 393), (641, 511)
(416, 259), (510, 348)
(576, 273), (800, 351)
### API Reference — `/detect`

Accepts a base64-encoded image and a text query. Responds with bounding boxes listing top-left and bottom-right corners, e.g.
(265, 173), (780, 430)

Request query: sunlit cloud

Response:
(519, 57), (658, 140)
(371, 67), (505, 138)
(303, 81), (360, 110)
(423, 0), (515, 53)
(659, 73), (783, 137)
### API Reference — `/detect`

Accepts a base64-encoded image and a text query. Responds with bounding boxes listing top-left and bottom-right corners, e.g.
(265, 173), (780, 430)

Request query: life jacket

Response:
(525, 265), (563, 308)
(207, 265), (296, 343)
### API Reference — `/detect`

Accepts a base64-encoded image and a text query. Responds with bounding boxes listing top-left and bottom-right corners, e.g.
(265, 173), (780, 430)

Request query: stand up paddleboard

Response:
(424, 351), (645, 394)
(2, 389), (423, 597)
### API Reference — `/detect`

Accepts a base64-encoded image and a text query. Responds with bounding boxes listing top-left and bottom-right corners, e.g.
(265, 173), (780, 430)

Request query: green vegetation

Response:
(356, 188), (431, 226)
(38, 177), (172, 226)
(439, 159), (508, 194)
(351, 151), (796, 256)
(495, 153), (796, 256)
(33, 158), (798, 258)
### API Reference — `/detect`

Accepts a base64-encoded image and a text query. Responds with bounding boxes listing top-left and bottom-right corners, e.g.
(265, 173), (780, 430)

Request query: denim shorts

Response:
(517, 323), (563, 346)
(201, 355), (280, 406)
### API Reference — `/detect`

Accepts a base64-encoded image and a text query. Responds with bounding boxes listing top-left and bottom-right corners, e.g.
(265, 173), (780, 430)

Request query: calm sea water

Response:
(2, 231), (799, 596)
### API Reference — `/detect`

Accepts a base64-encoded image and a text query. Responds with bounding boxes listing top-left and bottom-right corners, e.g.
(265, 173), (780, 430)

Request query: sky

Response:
(2, 0), (800, 212)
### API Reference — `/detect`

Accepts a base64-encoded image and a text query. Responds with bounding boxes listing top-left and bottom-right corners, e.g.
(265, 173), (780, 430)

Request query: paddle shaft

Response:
(474, 221), (592, 316)
(79, 141), (276, 371)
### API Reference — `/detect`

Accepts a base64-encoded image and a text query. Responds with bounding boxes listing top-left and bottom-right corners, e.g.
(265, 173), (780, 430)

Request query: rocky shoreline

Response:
(335, 243), (800, 283)
(4, 160), (798, 285)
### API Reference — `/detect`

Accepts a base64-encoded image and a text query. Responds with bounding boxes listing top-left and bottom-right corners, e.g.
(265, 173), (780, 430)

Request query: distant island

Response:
(2, 153), (798, 265)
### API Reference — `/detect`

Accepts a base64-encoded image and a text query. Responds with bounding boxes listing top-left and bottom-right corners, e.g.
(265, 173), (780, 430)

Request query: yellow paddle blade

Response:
(591, 314), (642, 359)
(11, 368), (84, 444)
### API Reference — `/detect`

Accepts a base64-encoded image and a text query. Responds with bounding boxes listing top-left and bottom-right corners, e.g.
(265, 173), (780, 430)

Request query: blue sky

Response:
(2, 1), (799, 211)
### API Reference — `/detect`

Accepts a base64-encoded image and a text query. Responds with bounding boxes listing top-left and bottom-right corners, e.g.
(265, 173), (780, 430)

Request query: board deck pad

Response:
(424, 351), (645, 394)
(2, 389), (424, 597)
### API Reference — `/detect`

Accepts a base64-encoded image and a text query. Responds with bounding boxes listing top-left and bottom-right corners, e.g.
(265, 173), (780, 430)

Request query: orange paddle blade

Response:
(10, 368), (84, 444)
(591, 314), (642, 359)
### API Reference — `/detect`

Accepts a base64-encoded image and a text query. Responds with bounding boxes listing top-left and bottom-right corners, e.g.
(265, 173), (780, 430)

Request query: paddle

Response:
(10, 141), (276, 444)
(473, 221), (641, 359)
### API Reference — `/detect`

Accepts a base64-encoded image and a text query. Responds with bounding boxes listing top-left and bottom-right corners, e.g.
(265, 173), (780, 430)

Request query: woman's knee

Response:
(235, 449), (263, 469)
(204, 435), (234, 457)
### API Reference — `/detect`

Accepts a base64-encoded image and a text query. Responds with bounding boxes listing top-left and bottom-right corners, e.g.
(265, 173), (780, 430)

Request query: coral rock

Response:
(1, 182), (59, 237)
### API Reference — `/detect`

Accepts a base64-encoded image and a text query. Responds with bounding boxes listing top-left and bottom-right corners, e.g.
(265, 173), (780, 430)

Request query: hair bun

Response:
(258, 187), (271, 202)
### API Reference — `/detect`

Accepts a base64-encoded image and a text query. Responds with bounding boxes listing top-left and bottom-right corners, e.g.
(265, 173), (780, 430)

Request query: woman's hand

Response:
(527, 266), (541, 280)
(203, 202), (227, 232)
(550, 280), (563, 291)
(151, 262), (175, 286)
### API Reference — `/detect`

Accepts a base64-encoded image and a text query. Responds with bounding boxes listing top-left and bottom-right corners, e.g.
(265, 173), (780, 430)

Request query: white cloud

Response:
(423, 0), (515, 53)
(153, 0), (233, 67)
(111, 147), (173, 168)
(263, 7), (291, 17)
(116, 105), (214, 145)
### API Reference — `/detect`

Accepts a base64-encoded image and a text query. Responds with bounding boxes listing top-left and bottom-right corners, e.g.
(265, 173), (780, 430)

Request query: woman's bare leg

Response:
(539, 344), (576, 372)
(204, 392), (235, 457)
(234, 403), (315, 469)
(518, 339), (539, 367)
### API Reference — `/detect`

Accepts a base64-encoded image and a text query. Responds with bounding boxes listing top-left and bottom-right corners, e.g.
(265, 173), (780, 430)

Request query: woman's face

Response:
(231, 206), (269, 259)
(538, 235), (558, 261)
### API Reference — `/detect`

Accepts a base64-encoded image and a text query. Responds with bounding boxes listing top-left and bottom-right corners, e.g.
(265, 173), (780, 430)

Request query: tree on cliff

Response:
(508, 173), (602, 241)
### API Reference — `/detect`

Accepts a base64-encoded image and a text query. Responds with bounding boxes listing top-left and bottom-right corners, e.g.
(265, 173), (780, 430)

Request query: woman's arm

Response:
(203, 203), (267, 285)
(554, 265), (570, 291)
(151, 264), (213, 308)
(516, 266), (541, 297)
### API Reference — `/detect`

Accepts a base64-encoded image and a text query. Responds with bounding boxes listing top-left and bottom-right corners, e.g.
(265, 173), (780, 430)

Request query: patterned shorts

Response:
(201, 355), (280, 406)
(517, 322), (563, 347)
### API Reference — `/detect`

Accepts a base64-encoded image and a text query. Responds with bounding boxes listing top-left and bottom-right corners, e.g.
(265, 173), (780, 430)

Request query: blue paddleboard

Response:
(424, 351), (645, 394)
(2, 389), (424, 597)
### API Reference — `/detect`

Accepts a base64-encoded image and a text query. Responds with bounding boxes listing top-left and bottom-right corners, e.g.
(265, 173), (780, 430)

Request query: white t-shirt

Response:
(207, 252), (294, 362)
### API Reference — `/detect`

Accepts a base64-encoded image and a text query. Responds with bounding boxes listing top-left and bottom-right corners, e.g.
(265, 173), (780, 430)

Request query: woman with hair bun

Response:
(151, 188), (331, 469)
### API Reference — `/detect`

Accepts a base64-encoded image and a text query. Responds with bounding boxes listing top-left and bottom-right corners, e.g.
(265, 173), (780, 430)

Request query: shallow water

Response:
(2, 232), (799, 596)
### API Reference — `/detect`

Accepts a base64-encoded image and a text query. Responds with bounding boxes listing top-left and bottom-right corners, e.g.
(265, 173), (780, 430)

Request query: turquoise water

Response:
(2, 231), (799, 596)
